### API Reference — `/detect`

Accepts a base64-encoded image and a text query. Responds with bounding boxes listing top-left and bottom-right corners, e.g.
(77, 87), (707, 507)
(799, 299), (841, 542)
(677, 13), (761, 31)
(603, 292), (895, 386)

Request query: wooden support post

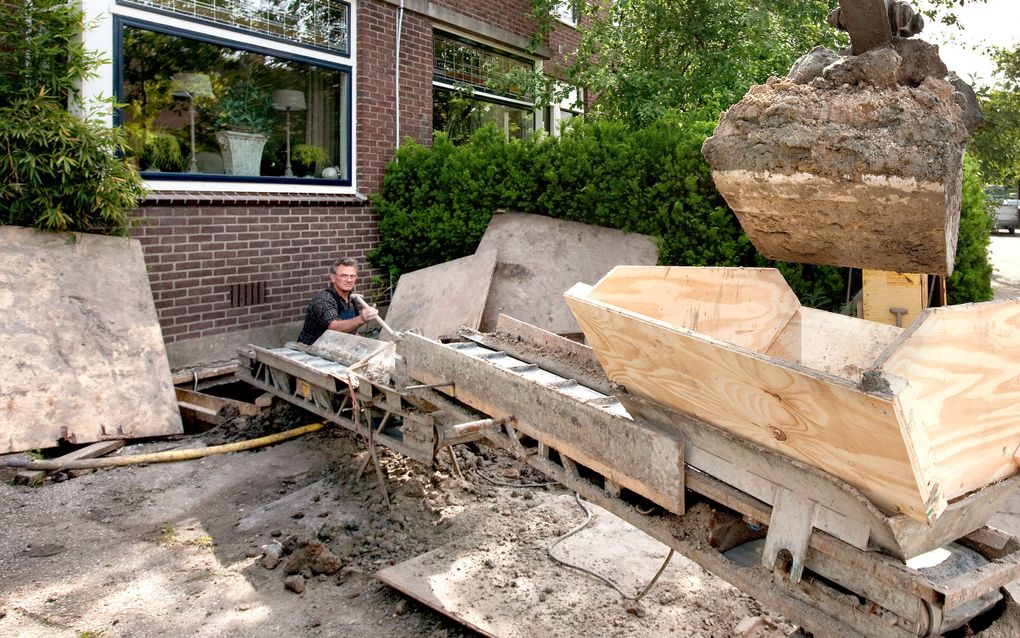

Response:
(862, 270), (928, 327)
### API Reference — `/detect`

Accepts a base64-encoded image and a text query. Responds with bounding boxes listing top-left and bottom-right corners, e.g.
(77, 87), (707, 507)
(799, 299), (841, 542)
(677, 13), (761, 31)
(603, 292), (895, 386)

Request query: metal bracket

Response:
(762, 488), (818, 583)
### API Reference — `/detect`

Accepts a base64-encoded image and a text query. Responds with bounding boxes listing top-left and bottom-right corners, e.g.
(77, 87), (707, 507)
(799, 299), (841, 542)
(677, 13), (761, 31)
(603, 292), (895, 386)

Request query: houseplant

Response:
(213, 78), (275, 176)
(291, 143), (329, 177)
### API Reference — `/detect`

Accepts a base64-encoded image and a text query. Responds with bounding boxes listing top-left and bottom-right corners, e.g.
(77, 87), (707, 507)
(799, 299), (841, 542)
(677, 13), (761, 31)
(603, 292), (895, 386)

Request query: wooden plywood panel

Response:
(587, 266), (800, 354)
(564, 282), (941, 523)
(377, 496), (692, 638)
(879, 300), (1020, 500)
(476, 212), (658, 334)
(765, 307), (902, 383)
(862, 270), (927, 328)
(0, 227), (183, 453)
(384, 250), (498, 340)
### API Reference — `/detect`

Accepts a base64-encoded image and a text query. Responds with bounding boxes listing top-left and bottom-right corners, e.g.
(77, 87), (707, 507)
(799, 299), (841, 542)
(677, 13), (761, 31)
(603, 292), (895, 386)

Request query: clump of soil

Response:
(702, 39), (974, 183)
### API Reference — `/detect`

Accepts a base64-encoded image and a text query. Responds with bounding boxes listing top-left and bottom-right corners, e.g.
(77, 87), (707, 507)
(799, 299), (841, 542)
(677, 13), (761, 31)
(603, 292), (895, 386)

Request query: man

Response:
(297, 258), (379, 344)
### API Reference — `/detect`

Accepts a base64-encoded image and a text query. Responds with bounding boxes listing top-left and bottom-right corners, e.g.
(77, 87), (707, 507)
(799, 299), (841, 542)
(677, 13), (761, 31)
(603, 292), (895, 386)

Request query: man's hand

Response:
(360, 306), (379, 323)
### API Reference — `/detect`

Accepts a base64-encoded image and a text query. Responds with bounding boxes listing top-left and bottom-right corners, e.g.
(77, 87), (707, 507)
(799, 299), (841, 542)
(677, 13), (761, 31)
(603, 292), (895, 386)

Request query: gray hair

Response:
(330, 258), (358, 274)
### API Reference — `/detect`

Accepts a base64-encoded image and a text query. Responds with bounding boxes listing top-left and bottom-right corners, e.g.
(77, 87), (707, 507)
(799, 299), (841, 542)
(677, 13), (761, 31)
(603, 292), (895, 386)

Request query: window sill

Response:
(142, 186), (368, 206)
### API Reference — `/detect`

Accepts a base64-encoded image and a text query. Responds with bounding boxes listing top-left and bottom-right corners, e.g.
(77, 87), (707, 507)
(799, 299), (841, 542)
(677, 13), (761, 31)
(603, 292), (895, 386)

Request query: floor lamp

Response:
(171, 73), (214, 173)
(272, 89), (306, 177)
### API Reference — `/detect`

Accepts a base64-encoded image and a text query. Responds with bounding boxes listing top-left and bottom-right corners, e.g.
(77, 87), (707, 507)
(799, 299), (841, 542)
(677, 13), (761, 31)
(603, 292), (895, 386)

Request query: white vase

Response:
(215, 130), (268, 176)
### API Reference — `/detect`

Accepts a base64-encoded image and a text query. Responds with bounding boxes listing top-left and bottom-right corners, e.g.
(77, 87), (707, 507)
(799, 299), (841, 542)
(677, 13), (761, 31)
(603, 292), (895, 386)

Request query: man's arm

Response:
(326, 306), (378, 335)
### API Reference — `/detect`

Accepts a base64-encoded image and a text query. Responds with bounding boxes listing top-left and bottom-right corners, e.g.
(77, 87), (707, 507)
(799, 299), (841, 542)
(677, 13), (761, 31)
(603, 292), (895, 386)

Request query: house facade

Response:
(79, 0), (580, 367)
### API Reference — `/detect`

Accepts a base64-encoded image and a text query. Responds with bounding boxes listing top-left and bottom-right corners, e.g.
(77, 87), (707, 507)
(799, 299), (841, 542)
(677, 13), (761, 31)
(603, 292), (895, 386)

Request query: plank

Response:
(878, 300), (1020, 501)
(564, 274), (942, 524)
(861, 270), (927, 328)
(0, 227), (182, 453)
(475, 212), (658, 334)
(586, 266), (800, 354)
(377, 496), (697, 638)
(398, 333), (685, 513)
(384, 249), (498, 340)
(171, 363), (238, 386)
(765, 307), (901, 384)
(625, 391), (1020, 560)
(15, 440), (125, 485)
(174, 387), (261, 417)
(494, 313), (599, 365)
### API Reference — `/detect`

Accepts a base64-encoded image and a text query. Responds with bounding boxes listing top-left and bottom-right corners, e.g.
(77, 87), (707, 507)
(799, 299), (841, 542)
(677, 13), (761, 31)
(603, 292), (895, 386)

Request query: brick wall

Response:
(133, 203), (384, 344)
(133, 1), (578, 350)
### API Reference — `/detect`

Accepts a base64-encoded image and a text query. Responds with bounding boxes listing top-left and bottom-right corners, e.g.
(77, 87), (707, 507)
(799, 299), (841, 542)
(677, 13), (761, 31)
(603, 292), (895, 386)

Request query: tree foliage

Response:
(0, 0), (144, 235)
(970, 45), (1020, 188)
(566, 0), (844, 124)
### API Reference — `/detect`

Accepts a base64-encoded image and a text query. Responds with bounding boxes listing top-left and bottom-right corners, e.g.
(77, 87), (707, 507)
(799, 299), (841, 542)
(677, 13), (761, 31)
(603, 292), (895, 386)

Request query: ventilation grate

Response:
(229, 281), (267, 308)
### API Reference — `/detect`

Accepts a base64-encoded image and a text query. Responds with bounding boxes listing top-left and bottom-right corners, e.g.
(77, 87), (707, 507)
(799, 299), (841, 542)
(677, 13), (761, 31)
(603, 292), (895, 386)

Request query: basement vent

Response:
(229, 282), (267, 308)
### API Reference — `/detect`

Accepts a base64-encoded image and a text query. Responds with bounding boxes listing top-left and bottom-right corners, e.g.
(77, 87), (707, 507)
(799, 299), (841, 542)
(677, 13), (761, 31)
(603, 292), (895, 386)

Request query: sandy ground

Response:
(0, 409), (791, 638)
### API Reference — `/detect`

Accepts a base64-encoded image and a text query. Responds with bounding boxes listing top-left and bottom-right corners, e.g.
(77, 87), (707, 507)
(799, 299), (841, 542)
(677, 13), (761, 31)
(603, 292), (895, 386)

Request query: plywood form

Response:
(878, 301), (1020, 500)
(0, 227), (183, 453)
(564, 266), (1020, 524)
(383, 250), (498, 340)
(476, 212), (658, 334)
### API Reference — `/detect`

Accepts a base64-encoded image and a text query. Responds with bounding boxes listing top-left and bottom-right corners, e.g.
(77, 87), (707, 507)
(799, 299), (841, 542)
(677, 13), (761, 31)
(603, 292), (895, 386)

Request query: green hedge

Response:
(371, 115), (992, 309)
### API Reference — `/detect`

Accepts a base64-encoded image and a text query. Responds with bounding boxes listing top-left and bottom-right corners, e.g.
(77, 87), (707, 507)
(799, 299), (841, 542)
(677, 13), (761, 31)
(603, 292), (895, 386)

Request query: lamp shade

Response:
(272, 89), (306, 111)
(170, 73), (214, 99)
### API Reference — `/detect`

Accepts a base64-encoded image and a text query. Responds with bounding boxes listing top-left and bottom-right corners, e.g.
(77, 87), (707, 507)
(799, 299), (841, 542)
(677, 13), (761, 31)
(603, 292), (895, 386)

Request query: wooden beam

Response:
(16, 440), (125, 485)
(398, 333), (685, 514)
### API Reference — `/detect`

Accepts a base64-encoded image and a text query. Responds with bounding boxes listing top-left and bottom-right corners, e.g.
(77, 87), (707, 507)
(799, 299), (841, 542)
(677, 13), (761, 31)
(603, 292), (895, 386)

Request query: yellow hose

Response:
(4, 422), (326, 471)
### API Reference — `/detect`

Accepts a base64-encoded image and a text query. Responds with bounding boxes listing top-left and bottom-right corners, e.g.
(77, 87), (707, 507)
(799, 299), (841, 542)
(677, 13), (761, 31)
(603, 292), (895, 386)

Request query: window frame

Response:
(88, 0), (357, 194)
(431, 29), (541, 143)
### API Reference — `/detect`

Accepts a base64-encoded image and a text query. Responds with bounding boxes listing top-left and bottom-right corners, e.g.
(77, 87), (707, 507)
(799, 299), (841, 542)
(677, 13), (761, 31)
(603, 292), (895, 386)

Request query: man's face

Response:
(330, 265), (358, 296)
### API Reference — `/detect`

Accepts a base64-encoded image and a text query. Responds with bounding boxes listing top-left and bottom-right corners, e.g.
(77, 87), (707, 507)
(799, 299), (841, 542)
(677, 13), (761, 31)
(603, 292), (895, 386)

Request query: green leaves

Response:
(1, 2), (145, 236)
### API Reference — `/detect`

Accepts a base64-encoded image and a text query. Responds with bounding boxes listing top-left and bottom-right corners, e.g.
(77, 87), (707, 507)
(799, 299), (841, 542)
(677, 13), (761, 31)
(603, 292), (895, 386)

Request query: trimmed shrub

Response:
(947, 154), (995, 303)
(371, 115), (991, 310)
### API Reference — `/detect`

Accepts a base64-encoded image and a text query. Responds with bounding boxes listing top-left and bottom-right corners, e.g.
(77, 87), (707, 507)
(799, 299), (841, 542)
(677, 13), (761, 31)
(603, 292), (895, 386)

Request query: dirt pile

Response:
(701, 38), (979, 275)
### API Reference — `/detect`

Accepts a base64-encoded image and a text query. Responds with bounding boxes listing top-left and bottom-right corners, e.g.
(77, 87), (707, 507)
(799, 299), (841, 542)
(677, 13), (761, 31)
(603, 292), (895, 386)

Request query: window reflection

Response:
(119, 23), (350, 181)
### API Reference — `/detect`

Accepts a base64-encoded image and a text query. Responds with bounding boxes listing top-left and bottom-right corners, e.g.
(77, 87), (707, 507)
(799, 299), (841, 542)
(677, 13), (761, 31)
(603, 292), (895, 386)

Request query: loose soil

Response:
(0, 403), (794, 638)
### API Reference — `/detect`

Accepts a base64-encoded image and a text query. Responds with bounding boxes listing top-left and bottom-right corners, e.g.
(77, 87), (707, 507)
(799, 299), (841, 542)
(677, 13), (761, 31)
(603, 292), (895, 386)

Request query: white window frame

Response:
(553, 1), (578, 27)
(79, 0), (358, 195)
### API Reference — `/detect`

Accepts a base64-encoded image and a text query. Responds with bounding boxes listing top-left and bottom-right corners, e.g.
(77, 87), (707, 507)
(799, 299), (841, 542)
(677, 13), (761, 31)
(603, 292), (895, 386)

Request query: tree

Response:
(969, 45), (1020, 191)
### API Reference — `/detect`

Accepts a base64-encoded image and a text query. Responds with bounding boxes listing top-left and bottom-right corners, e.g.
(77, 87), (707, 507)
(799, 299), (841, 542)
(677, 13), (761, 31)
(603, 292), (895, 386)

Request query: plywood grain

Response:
(565, 279), (941, 523)
(587, 266), (799, 354)
(880, 301), (1020, 500)
(765, 307), (902, 384)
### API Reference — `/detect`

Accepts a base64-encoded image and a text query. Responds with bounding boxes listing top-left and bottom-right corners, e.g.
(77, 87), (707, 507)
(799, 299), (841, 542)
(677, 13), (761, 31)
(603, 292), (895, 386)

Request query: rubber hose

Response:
(4, 422), (326, 471)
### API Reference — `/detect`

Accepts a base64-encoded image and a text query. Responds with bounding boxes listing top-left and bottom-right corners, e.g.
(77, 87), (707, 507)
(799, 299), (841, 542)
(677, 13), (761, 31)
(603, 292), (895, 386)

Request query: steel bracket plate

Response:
(763, 488), (818, 583)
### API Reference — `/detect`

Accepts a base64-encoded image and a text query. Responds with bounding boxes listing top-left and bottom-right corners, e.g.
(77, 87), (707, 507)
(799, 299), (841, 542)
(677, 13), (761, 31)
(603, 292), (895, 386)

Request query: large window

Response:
(108, 0), (352, 187)
(432, 31), (537, 145)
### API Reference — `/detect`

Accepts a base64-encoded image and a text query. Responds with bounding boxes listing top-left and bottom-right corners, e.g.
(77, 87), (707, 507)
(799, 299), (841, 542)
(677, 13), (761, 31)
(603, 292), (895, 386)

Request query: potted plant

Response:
(213, 79), (275, 176)
(291, 143), (329, 177)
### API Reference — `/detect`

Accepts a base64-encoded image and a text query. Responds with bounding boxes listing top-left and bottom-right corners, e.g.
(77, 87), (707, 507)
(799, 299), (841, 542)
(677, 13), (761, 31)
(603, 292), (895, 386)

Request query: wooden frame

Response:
(564, 265), (1020, 524)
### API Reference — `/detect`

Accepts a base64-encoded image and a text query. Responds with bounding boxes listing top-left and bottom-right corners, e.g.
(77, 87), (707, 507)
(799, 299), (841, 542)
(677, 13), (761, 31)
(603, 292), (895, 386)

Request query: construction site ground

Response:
(2, 235), (1019, 638)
